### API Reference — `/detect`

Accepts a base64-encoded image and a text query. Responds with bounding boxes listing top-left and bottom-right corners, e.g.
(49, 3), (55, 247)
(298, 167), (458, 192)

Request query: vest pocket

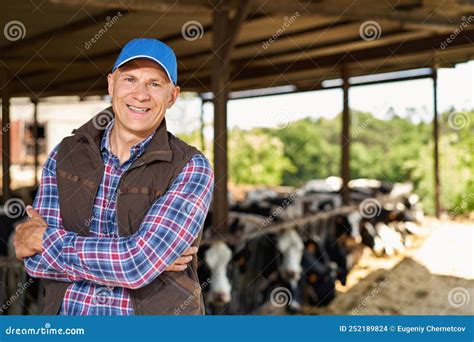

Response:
(132, 272), (202, 315)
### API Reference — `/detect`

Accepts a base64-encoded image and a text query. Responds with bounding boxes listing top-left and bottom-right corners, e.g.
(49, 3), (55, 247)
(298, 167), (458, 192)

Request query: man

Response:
(13, 38), (214, 315)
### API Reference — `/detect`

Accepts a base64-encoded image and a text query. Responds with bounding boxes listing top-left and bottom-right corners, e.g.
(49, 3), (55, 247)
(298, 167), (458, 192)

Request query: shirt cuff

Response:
(62, 232), (83, 277)
(41, 226), (73, 273)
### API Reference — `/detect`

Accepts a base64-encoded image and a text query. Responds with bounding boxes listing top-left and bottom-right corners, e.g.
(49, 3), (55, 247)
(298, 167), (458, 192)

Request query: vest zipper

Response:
(81, 132), (105, 237)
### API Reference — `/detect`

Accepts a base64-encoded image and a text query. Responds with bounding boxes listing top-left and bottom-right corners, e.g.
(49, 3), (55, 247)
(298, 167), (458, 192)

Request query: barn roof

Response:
(1, 0), (473, 98)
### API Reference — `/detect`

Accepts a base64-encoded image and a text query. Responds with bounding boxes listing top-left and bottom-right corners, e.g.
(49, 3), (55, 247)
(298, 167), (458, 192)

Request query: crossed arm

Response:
(14, 149), (214, 289)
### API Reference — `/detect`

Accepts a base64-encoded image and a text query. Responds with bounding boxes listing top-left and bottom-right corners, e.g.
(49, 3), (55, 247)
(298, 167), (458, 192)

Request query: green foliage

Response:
(228, 128), (296, 185)
(267, 118), (340, 186)
(180, 110), (473, 216)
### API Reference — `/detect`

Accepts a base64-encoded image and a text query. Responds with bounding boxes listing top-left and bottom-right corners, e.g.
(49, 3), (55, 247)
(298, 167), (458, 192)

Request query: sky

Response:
(164, 60), (473, 135)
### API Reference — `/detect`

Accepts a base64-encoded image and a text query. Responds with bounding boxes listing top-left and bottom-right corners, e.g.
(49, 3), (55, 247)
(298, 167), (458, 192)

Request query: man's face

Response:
(107, 58), (179, 137)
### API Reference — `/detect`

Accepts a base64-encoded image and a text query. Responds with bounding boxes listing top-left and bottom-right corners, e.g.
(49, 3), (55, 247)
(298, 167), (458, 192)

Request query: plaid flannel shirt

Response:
(24, 119), (214, 315)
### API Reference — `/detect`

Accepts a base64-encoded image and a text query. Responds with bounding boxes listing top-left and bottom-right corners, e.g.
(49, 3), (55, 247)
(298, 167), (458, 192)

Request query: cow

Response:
(300, 236), (337, 306)
(197, 241), (234, 314)
(230, 229), (305, 314)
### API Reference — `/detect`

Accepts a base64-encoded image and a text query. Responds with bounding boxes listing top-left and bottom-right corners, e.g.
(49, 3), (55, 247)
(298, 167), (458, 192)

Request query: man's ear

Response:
(167, 85), (180, 109)
(107, 73), (115, 97)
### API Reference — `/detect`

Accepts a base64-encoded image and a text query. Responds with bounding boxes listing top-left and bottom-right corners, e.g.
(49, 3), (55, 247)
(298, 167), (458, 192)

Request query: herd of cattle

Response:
(0, 178), (424, 315)
(197, 178), (424, 314)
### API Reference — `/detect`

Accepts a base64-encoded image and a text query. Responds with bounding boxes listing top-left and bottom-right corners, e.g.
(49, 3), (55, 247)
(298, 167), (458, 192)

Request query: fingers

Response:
(175, 255), (193, 265)
(13, 219), (46, 258)
(165, 264), (188, 272)
(26, 205), (44, 221)
(164, 253), (195, 272)
(26, 205), (38, 219)
(15, 222), (24, 232)
(14, 244), (36, 260)
(25, 206), (48, 227)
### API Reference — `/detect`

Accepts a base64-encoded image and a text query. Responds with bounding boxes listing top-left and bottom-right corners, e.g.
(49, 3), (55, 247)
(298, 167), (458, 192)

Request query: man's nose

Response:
(133, 83), (150, 101)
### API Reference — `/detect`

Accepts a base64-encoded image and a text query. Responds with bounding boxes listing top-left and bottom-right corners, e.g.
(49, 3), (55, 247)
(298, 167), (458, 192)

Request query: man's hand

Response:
(165, 246), (198, 272)
(14, 205), (197, 269)
(14, 206), (47, 260)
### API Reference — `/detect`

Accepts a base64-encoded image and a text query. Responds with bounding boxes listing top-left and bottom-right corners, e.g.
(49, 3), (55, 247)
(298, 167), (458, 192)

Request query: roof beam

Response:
(79, 13), (266, 64)
(255, 0), (472, 29)
(221, 0), (252, 61)
(48, 0), (210, 14)
(2, 9), (130, 56)
(177, 28), (432, 81)
(177, 19), (355, 64)
(224, 29), (474, 83)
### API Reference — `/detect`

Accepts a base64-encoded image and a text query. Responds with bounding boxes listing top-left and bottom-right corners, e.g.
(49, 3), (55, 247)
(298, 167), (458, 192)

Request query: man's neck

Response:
(109, 124), (153, 164)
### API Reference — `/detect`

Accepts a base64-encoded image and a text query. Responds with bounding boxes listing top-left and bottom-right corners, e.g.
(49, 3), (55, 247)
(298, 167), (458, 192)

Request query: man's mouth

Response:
(127, 105), (150, 113)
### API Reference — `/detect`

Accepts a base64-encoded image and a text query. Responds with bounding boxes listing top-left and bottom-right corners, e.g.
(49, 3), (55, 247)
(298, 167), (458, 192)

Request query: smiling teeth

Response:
(128, 105), (148, 112)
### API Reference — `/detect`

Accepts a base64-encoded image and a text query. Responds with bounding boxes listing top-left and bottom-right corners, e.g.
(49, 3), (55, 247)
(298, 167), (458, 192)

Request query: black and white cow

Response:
(300, 236), (337, 306)
(229, 229), (305, 314)
(197, 240), (235, 314)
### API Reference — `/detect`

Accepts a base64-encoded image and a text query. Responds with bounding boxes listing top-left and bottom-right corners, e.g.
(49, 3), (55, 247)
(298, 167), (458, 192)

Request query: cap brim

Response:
(113, 55), (175, 85)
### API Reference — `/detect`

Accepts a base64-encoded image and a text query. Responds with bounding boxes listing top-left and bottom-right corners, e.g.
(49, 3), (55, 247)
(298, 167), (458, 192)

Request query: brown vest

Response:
(42, 107), (206, 315)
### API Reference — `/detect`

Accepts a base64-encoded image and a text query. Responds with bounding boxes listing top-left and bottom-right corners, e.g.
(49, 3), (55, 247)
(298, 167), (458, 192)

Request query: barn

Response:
(0, 0), (472, 316)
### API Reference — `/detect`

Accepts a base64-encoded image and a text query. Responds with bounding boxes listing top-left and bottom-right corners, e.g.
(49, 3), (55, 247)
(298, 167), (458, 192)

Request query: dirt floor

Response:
(304, 218), (474, 315)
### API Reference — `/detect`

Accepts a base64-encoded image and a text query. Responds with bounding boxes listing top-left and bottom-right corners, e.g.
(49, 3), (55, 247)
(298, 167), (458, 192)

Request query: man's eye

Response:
(151, 82), (160, 88)
(125, 77), (134, 83)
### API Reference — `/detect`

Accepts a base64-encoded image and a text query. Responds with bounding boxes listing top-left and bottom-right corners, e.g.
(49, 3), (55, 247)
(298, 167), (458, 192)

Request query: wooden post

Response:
(432, 66), (441, 218)
(341, 66), (350, 204)
(1, 84), (11, 202)
(32, 97), (39, 187)
(211, 1), (250, 234)
(212, 4), (230, 235)
(199, 98), (206, 155)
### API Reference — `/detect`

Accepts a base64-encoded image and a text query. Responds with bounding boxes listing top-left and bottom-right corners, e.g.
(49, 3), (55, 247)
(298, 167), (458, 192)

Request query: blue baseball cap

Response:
(112, 38), (178, 84)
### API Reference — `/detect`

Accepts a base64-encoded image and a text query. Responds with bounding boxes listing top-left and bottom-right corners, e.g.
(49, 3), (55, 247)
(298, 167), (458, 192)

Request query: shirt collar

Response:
(74, 106), (173, 163)
(100, 119), (156, 160)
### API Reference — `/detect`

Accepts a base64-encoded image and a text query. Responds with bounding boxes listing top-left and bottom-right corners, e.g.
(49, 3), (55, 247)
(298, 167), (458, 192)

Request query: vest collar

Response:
(72, 106), (173, 163)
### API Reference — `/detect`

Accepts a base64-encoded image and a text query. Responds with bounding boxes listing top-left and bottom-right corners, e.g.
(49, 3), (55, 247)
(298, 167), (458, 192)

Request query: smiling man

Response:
(13, 38), (214, 315)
